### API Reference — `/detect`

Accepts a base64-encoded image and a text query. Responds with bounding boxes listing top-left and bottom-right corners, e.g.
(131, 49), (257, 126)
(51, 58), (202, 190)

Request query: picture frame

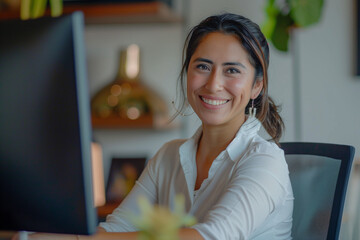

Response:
(105, 157), (147, 203)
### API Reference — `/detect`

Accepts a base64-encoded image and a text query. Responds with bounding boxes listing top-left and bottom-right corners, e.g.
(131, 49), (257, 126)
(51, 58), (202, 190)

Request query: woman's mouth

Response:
(200, 96), (229, 106)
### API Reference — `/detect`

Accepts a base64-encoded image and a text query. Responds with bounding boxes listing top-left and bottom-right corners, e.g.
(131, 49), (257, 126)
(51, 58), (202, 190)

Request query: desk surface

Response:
(0, 231), (15, 240)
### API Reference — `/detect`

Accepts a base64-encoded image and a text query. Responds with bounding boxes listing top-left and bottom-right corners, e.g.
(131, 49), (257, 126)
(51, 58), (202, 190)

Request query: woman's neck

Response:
(197, 116), (246, 164)
(194, 116), (246, 190)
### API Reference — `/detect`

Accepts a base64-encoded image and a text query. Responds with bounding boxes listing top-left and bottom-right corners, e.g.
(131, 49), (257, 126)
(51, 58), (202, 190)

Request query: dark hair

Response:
(175, 13), (284, 144)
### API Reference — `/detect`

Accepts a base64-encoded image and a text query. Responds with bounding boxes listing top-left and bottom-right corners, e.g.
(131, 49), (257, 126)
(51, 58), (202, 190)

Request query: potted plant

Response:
(262, 0), (325, 141)
(262, 0), (324, 52)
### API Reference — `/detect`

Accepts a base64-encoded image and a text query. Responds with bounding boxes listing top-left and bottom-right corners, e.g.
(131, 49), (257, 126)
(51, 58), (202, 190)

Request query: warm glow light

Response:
(110, 84), (122, 96)
(127, 107), (141, 120)
(126, 44), (140, 79)
(107, 95), (118, 107)
(91, 142), (105, 207)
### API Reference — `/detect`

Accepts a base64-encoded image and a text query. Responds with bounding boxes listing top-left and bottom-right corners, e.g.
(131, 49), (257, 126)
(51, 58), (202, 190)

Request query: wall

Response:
(297, 0), (360, 149)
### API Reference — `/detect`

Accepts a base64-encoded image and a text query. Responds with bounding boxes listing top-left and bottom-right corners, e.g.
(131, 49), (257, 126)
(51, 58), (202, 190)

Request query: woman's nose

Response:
(205, 69), (223, 92)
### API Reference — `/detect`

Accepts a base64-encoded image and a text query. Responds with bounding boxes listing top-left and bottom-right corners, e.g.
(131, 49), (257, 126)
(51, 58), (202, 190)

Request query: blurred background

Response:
(1, 0), (359, 238)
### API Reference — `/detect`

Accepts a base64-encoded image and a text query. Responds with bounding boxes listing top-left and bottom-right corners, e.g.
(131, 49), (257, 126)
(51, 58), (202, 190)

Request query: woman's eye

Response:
(196, 64), (210, 71)
(226, 68), (240, 74)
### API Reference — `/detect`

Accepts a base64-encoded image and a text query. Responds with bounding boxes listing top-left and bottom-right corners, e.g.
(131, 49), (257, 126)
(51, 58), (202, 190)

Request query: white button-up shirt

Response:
(100, 117), (294, 239)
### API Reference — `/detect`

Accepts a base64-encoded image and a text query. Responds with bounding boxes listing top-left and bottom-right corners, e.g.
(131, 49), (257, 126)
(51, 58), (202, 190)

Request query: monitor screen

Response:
(0, 12), (98, 235)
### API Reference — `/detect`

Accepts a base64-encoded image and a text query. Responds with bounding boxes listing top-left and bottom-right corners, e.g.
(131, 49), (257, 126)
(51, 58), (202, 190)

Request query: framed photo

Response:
(105, 157), (146, 203)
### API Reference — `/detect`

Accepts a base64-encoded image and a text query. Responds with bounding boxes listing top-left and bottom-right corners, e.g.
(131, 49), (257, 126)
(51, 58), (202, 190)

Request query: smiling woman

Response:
(98, 13), (293, 240)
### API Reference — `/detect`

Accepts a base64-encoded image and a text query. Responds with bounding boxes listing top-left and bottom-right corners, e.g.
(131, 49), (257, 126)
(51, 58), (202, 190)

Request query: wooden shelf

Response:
(0, 1), (182, 24)
(91, 114), (179, 129)
(92, 114), (154, 128)
(66, 1), (181, 24)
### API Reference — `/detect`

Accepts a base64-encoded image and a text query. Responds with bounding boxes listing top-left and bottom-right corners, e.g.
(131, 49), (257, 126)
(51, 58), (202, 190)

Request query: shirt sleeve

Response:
(99, 157), (158, 232)
(191, 144), (290, 239)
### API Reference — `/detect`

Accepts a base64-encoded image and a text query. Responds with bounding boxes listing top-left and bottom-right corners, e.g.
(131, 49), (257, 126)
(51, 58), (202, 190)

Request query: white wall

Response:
(297, 0), (360, 150)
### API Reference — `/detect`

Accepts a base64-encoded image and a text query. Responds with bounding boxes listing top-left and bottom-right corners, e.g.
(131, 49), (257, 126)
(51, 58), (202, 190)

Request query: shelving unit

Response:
(92, 114), (154, 128)
(91, 114), (180, 129)
(66, 1), (181, 24)
(0, 1), (182, 24)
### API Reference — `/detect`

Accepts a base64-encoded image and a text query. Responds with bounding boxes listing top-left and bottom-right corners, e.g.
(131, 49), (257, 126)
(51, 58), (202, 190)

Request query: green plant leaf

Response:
(20, 0), (31, 20)
(50, 0), (63, 17)
(31, 0), (47, 19)
(261, 0), (280, 39)
(288, 0), (324, 27)
(270, 13), (294, 52)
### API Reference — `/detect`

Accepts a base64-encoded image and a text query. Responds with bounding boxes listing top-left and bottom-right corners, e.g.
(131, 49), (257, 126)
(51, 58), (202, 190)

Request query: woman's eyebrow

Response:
(194, 57), (213, 64)
(194, 57), (246, 69)
(223, 62), (247, 69)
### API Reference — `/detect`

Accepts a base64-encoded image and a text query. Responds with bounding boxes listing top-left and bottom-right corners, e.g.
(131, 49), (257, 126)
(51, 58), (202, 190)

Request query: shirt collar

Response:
(180, 116), (261, 162)
(227, 116), (261, 161)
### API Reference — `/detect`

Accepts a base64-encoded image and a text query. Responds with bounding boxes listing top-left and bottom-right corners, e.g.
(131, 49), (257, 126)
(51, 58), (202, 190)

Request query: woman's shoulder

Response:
(250, 136), (284, 156)
(239, 136), (287, 174)
(157, 138), (187, 154)
(146, 138), (187, 167)
(236, 137), (292, 197)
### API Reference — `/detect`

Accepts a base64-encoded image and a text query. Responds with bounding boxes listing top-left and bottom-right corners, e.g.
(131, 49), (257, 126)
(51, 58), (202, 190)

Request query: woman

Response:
(20, 13), (293, 240)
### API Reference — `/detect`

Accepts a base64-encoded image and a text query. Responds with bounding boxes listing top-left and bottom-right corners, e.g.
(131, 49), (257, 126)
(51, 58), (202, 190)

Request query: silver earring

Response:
(172, 101), (193, 117)
(249, 99), (256, 118)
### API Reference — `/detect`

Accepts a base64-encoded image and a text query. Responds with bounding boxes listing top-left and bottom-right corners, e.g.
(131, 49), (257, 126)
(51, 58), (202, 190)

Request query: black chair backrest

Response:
(281, 142), (355, 240)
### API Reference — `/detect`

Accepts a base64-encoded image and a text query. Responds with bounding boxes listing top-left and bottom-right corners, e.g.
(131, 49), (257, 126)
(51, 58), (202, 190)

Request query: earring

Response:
(172, 101), (193, 117)
(249, 99), (256, 118)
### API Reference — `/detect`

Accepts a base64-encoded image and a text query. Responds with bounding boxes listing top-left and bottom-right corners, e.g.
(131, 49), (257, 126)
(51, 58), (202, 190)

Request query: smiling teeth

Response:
(201, 97), (228, 106)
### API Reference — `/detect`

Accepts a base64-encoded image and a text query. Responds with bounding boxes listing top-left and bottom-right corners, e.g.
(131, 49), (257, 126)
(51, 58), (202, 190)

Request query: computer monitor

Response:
(0, 12), (98, 235)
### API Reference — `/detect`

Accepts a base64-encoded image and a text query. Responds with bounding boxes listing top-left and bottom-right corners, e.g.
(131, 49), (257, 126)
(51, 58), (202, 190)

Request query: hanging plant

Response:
(20, 0), (62, 20)
(262, 0), (325, 51)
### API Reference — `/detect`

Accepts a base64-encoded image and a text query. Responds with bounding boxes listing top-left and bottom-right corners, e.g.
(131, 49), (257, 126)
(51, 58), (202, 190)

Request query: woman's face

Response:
(187, 32), (263, 127)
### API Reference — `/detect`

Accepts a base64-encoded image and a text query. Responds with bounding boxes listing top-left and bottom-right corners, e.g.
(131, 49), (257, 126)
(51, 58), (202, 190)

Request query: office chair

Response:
(280, 142), (355, 240)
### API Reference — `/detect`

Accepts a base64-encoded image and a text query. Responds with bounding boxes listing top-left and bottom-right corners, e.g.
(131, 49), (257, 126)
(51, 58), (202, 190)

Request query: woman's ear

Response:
(251, 79), (263, 99)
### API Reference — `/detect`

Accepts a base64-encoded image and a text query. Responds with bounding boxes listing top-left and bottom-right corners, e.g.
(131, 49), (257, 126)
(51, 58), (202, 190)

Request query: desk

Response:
(0, 231), (15, 240)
